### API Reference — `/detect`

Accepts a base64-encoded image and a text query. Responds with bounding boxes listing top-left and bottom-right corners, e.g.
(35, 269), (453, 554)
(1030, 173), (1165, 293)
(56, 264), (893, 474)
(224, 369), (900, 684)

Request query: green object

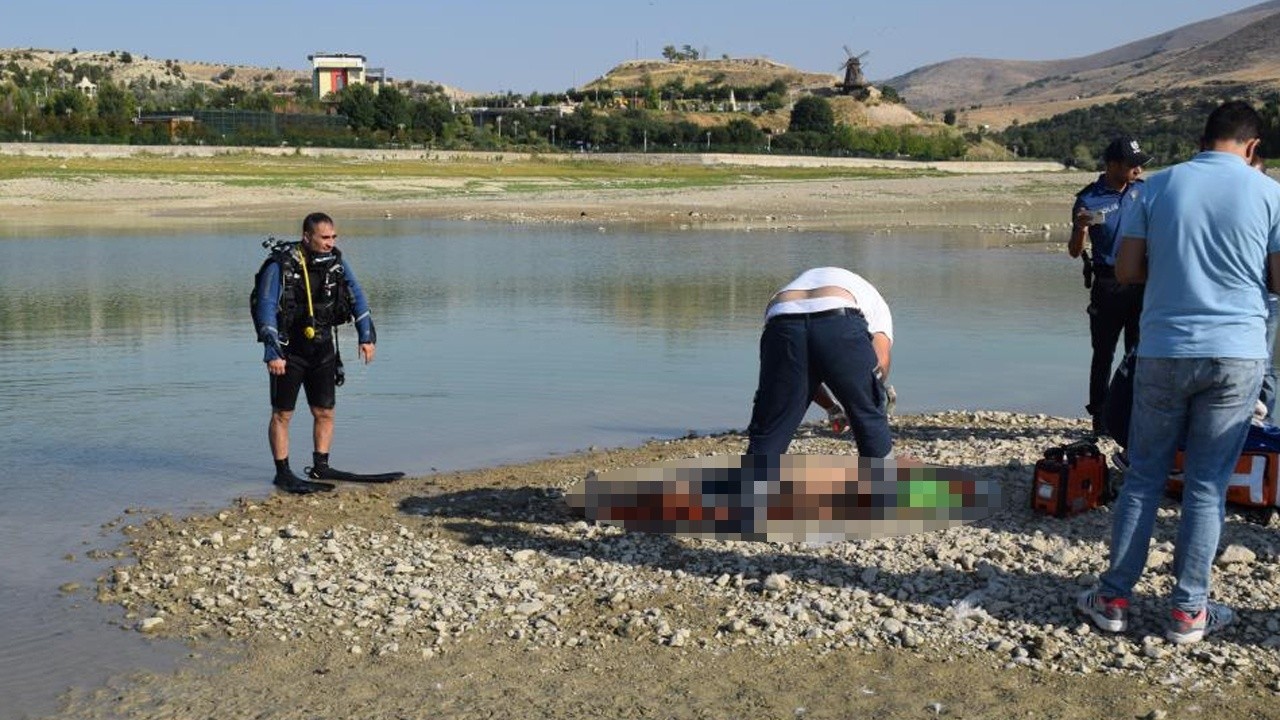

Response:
(901, 476), (960, 509)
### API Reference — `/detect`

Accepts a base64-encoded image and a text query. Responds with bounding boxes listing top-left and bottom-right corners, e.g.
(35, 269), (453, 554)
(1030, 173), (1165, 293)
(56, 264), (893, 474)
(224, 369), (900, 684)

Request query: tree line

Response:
(0, 53), (960, 158)
(997, 87), (1280, 167)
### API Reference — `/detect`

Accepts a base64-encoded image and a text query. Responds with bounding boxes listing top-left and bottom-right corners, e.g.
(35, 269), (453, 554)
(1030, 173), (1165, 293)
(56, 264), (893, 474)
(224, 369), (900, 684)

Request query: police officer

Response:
(1069, 136), (1151, 437)
(253, 212), (378, 494)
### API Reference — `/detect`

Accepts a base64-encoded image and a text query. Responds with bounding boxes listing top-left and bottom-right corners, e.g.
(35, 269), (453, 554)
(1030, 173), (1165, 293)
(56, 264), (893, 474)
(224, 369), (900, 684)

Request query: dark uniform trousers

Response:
(1088, 269), (1144, 434)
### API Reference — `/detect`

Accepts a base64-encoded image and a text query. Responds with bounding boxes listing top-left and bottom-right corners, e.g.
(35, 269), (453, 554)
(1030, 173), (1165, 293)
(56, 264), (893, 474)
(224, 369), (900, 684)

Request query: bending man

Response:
(746, 267), (893, 458)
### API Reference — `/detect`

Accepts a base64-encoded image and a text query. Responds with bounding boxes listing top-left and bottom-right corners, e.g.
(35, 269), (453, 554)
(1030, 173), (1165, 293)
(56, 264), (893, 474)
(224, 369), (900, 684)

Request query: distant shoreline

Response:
(0, 141), (1066, 174)
(0, 143), (1081, 235)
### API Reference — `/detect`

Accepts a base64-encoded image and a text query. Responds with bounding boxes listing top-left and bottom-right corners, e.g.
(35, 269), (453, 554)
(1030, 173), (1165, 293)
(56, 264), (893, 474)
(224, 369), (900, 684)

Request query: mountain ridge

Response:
(883, 0), (1280, 125)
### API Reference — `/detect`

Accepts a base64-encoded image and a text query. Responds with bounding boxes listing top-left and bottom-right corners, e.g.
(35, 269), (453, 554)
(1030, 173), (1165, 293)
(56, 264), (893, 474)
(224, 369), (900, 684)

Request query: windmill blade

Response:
(857, 51), (870, 60)
(844, 44), (854, 58)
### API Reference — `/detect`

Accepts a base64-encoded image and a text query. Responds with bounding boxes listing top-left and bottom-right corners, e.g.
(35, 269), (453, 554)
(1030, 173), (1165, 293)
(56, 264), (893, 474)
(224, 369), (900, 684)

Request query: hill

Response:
(1, 47), (309, 93)
(583, 57), (928, 129)
(882, 0), (1280, 128)
(0, 47), (469, 100)
(583, 57), (838, 94)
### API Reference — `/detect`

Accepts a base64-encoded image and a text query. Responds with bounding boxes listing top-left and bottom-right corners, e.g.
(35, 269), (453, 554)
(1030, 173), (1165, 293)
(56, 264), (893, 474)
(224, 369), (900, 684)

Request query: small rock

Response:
(516, 600), (544, 616)
(1216, 544), (1256, 566)
(138, 617), (164, 633)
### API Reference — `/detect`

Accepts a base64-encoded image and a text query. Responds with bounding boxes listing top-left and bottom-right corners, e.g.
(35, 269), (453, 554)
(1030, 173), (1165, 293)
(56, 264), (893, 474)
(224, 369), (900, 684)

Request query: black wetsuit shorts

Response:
(270, 337), (337, 411)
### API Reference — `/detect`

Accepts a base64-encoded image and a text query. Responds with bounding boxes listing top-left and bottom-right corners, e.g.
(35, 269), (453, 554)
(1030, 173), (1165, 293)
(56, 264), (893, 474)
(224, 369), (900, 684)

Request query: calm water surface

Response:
(0, 220), (1091, 716)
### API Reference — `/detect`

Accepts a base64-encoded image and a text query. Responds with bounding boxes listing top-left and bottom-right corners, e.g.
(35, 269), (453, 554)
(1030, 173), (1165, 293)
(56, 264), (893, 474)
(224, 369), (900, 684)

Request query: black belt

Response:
(1092, 265), (1115, 277)
(769, 307), (862, 322)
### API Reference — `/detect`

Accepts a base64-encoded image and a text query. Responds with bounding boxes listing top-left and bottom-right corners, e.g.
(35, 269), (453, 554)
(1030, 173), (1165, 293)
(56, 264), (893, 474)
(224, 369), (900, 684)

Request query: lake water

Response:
(0, 220), (1093, 716)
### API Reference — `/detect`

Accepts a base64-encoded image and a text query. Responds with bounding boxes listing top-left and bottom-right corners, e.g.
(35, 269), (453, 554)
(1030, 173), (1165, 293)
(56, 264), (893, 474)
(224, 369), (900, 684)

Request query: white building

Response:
(308, 53), (367, 98)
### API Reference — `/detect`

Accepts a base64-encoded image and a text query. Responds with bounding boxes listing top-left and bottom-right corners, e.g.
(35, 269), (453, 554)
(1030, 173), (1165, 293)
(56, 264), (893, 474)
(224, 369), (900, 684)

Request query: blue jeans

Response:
(1261, 294), (1279, 419)
(1100, 357), (1264, 612)
(746, 310), (891, 458)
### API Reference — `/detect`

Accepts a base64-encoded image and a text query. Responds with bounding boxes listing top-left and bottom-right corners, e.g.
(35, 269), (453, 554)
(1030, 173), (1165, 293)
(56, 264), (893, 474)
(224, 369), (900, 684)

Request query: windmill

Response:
(839, 45), (871, 97)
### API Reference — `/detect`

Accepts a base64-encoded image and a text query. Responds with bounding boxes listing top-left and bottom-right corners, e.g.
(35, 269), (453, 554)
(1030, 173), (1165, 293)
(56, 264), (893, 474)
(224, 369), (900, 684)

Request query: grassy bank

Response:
(0, 152), (937, 188)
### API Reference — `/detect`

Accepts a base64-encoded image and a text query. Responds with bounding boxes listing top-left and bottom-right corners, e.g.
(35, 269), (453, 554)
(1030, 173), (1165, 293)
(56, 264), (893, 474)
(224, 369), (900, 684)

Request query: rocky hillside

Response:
(1, 47), (310, 92)
(583, 57), (838, 93)
(0, 47), (468, 98)
(584, 57), (927, 129)
(883, 0), (1280, 127)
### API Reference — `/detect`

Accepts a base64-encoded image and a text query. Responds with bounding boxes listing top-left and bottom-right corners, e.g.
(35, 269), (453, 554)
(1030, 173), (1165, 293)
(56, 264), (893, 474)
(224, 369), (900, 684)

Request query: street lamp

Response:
(643, 129), (648, 153)
(550, 123), (556, 148)
(496, 115), (502, 139)
(705, 131), (711, 151)
(513, 120), (520, 141)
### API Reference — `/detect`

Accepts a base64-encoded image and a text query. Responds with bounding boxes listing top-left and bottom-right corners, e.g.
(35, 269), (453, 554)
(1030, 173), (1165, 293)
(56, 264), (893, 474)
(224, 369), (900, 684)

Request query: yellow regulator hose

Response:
(298, 246), (318, 340)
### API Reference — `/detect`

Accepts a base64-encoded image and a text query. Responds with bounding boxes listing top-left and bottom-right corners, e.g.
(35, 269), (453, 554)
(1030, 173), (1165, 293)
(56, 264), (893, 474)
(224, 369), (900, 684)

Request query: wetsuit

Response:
(253, 244), (375, 411)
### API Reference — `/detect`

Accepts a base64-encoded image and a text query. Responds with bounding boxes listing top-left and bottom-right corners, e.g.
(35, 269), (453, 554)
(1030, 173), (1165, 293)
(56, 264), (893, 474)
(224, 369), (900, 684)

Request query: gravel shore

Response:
(56, 412), (1280, 719)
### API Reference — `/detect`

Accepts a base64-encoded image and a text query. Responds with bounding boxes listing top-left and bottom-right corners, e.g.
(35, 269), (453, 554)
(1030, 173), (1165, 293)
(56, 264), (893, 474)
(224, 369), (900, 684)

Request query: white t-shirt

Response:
(764, 267), (893, 342)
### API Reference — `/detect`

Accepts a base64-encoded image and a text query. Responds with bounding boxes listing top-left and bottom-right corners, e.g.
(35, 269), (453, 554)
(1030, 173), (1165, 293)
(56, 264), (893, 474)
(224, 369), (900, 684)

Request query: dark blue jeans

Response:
(746, 310), (891, 458)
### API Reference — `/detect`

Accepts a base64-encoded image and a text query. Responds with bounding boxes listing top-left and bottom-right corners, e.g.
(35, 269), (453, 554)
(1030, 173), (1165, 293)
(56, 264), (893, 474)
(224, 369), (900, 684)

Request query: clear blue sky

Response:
(0, 0), (1268, 93)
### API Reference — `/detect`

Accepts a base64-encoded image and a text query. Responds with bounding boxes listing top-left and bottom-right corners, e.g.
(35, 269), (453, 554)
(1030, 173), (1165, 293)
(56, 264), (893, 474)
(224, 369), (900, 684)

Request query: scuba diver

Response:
(252, 211), (402, 494)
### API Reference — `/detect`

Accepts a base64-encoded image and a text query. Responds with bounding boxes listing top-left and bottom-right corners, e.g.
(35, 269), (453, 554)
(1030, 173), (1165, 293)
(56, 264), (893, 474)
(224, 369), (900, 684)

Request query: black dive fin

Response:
(274, 470), (336, 495)
(306, 466), (405, 483)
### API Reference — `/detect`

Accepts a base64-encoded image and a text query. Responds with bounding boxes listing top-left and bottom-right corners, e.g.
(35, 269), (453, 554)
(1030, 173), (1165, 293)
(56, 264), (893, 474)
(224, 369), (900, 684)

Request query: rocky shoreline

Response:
(66, 411), (1280, 718)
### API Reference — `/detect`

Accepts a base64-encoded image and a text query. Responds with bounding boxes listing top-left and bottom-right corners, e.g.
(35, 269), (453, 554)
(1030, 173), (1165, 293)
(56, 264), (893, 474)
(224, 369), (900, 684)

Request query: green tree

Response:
(724, 118), (763, 147)
(761, 92), (785, 112)
(181, 85), (208, 109)
(49, 88), (88, 118)
(411, 95), (453, 138)
(337, 83), (377, 131)
(788, 95), (834, 134)
(239, 89), (275, 112)
(94, 80), (134, 122)
(372, 84), (411, 133)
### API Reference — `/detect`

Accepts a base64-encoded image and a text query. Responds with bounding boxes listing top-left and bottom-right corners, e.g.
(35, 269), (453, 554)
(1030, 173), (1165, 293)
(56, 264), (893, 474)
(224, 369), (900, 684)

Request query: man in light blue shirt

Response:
(1077, 101), (1280, 644)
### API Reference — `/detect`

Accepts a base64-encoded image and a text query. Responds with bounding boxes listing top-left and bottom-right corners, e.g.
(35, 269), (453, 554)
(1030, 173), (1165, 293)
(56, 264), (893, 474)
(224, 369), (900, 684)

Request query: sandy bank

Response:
(0, 143), (1084, 235)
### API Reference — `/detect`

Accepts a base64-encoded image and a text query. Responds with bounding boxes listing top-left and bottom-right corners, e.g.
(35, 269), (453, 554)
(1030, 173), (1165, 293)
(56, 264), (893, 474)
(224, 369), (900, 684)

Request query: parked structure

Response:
(309, 53), (367, 99)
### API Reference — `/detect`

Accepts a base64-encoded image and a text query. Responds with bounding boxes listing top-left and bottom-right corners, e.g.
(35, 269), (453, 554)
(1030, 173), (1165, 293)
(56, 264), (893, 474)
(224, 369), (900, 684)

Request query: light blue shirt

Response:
(1119, 151), (1280, 359)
